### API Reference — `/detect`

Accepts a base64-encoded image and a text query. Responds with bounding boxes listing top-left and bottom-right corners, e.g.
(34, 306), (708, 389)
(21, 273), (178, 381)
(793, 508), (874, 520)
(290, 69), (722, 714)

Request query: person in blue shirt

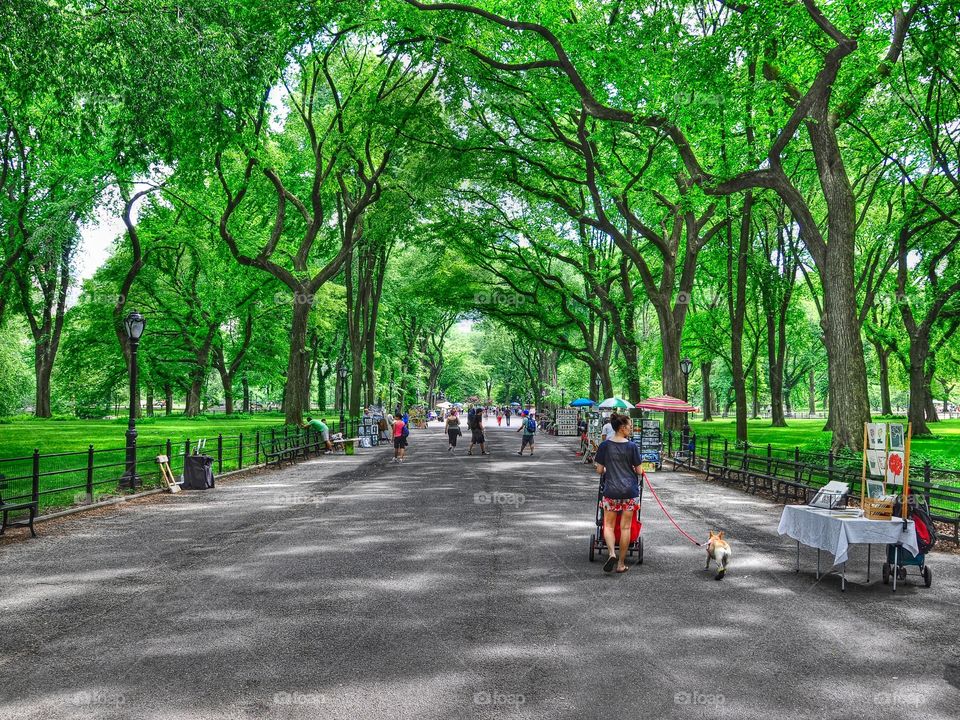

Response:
(594, 413), (643, 573)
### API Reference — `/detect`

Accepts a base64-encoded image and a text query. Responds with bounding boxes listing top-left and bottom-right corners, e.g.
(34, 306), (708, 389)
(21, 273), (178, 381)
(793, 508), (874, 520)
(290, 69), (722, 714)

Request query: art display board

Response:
(632, 418), (662, 471)
(555, 407), (579, 436)
(860, 422), (912, 519)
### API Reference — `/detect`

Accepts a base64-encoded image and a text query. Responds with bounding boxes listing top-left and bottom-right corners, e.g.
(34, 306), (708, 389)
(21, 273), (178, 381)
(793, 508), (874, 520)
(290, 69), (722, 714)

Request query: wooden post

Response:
(860, 423), (868, 508)
(902, 422), (912, 519)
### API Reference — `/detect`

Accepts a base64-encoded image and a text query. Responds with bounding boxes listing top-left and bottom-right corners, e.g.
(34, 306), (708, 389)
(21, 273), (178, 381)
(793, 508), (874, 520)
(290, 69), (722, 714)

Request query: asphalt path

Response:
(1, 421), (958, 719)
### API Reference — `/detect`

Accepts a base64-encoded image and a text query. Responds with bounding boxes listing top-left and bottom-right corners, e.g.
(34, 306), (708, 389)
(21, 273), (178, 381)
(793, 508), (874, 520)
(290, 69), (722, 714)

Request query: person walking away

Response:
(469, 410), (489, 455)
(393, 415), (408, 463)
(304, 417), (333, 454)
(445, 411), (462, 453)
(601, 415), (616, 442)
(496, 408), (503, 426)
(505, 406), (511, 426)
(516, 410), (536, 456)
(594, 413), (643, 573)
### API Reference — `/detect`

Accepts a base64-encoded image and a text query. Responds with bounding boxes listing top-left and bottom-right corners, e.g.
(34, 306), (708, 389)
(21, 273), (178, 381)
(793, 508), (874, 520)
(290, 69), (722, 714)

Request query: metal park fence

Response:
(0, 418), (361, 515)
(664, 430), (960, 541)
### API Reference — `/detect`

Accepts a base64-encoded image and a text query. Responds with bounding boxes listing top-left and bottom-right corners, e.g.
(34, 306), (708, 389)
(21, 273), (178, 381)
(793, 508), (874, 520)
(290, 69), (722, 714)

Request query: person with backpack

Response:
(516, 410), (536, 456)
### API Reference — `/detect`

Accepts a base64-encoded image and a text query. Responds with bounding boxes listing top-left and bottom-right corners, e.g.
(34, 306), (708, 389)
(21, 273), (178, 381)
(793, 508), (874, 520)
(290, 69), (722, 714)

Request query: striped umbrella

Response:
(598, 396), (632, 409)
(635, 395), (698, 412)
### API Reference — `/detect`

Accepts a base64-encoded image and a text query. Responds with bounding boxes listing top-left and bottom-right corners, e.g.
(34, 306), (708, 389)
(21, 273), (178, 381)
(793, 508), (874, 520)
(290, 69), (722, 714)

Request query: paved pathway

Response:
(1, 423), (958, 719)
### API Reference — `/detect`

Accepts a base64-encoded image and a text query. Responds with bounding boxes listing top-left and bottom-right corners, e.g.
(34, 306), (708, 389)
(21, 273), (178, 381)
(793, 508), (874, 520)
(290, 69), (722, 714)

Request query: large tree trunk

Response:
(242, 375), (250, 413)
(874, 343), (892, 416)
(808, 369), (816, 416)
(283, 300), (312, 425)
(658, 317), (685, 432)
(700, 361), (713, 422)
(767, 315), (787, 427)
(146, 386), (154, 416)
(34, 355), (53, 417)
(751, 362), (761, 419)
(729, 194), (752, 444)
(164, 383), (173, 416)
(907, 341), (931, 435)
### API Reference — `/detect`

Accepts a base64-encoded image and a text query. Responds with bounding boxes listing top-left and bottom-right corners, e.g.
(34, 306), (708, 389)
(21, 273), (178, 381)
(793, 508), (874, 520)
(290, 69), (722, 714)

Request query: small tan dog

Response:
(705, 531), (731, 580)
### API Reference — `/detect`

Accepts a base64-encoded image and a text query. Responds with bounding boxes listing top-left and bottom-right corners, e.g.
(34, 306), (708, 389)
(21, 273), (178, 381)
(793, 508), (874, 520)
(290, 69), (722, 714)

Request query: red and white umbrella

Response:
(635, 395), (698, 413)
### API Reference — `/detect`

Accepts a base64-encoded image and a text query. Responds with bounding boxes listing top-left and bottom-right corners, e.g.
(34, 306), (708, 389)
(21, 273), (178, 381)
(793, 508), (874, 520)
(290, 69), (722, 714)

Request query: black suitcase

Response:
(183, 454), (215, 489)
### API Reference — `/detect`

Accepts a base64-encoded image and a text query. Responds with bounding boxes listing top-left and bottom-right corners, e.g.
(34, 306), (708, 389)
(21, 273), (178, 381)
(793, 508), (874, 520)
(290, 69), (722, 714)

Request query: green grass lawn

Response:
(689, 417), (960, 469)
(0, 413), (349, 512)
(0, 413), (295, 458)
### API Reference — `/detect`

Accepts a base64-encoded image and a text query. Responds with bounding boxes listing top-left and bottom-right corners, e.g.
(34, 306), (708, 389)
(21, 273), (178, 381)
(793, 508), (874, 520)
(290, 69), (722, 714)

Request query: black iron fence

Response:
(0, 418), (361, 515)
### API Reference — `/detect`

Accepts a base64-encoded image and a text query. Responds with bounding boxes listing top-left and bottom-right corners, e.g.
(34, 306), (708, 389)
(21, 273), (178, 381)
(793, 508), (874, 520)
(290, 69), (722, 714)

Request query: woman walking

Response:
(594, 413), (643, 574)
(445, 411), (462, 453)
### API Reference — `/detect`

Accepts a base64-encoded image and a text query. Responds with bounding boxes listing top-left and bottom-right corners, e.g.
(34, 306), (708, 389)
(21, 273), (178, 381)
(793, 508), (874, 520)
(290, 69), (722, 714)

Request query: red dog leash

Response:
(641, 470), (704, 547)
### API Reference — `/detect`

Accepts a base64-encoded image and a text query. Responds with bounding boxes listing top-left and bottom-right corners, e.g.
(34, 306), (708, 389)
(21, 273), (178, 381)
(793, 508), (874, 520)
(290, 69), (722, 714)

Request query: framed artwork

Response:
(886, 450), (905, 486)
(866, 479), (885, 499)
(888, 424), (905, 452)
(867, 423), (886, 450)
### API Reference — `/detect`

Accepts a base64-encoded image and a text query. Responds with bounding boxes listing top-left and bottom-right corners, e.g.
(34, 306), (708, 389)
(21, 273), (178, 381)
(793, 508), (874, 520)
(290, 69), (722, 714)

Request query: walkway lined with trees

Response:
(1, 425), (957, 719)
(1, 2), (959, 454)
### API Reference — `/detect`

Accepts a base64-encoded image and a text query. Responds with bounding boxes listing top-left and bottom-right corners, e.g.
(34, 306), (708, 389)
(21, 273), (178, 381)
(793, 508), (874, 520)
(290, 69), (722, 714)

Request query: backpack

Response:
(401, 422), (409, 438)
(894, 496), (937, 555)
(526, 417), (536, 433)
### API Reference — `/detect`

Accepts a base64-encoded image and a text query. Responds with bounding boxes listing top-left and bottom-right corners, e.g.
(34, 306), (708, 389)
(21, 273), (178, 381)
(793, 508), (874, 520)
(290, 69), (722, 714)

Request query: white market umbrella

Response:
(598, 397), (632, 410)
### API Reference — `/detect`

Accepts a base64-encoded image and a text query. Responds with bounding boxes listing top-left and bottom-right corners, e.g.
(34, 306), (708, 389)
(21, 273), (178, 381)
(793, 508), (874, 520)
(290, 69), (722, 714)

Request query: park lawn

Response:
(689, 417), (960, 469)
(0, 413), (296, 459)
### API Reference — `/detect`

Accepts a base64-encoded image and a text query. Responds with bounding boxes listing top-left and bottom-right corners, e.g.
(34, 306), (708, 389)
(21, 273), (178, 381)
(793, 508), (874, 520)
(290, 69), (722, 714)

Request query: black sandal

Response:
(603, 556), (618, 572)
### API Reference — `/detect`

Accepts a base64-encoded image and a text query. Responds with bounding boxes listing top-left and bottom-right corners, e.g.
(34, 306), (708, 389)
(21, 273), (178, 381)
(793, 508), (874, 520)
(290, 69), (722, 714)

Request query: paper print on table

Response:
(866, 479), (885, 499)
(866, 449), (886, 478)
(888, 423), (905, 452)
(867, 423), (887, 450)
(886, 451), (905, 486)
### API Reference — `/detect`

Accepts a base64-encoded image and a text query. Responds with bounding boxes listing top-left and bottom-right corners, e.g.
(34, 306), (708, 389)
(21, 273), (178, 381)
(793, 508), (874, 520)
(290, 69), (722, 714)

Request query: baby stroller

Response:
(588, 474), (643, 564)
(882, 496), (936, 589)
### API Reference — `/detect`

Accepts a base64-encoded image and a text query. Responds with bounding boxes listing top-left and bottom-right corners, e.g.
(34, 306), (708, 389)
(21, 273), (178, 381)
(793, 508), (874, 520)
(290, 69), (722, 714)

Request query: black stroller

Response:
(882, 496), (936, 589)
(588, 474), (643, 564)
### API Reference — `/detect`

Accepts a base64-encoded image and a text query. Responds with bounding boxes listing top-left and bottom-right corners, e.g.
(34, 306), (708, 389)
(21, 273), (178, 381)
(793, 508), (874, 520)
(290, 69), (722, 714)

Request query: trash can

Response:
(183, 454), (215, 489)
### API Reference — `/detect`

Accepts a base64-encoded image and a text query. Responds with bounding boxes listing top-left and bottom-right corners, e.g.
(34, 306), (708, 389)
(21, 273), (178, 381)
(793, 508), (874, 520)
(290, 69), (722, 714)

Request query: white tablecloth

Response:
(777, 505), (918, 566)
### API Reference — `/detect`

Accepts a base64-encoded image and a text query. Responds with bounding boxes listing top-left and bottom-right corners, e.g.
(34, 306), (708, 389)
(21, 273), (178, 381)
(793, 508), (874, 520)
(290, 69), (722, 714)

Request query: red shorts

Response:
(601, 496), (640, 512)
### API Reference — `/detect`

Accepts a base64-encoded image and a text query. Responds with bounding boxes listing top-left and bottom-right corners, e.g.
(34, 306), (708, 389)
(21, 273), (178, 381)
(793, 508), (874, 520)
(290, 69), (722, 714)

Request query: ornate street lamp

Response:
(594, 376), (602, 401)
(121, 311), (146, 490)
(680, 357), (694, 444)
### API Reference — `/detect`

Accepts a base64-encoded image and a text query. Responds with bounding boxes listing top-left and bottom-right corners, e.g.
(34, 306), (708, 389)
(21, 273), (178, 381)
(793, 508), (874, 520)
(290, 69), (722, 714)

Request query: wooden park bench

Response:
(0, 475), (38, 538)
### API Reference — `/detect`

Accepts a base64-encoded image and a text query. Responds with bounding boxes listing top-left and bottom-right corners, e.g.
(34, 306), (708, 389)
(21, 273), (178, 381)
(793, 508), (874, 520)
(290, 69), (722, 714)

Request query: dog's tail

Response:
(714, 553), (729, 581)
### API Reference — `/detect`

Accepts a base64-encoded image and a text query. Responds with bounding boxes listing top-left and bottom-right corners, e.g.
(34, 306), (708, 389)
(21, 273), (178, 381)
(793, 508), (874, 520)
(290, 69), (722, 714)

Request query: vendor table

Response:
(777, 505), (918, 592)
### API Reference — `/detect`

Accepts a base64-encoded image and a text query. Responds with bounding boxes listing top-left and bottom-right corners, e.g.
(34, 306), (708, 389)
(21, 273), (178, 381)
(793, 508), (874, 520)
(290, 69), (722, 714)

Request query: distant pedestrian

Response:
(601, 416), (616, 442)
(496, 408), (503, 426)
(469, 410), (489, 455)
(445, 411), (462, 453)
(393, 415), (408, 463)
(505, 406), (512, 426)
(516, 410), (536, 456)
(304, 416), (333, 454)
